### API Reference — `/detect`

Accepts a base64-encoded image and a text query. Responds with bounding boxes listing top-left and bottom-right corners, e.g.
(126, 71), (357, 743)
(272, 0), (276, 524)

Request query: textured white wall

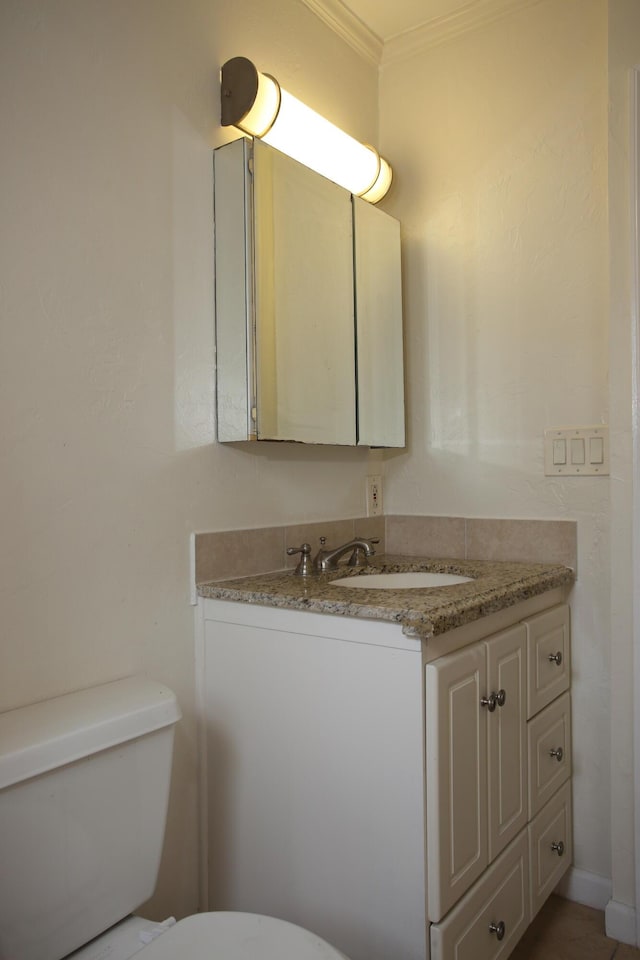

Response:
(379, 0), (611, 881)
(0, 0), (379, 919)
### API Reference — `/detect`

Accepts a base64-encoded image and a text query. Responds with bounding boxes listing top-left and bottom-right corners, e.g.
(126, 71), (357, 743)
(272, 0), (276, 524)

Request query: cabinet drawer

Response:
(526, 605), (570, 718)
(529, 781), (572, 919)
(430, 831), (530, 960)
(528, 692), (571, 818)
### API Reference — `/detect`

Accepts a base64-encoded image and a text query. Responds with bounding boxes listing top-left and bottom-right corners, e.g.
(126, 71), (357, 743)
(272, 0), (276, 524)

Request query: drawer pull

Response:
(480, 690), (506, 712)
(548, 651), (563, 666)
(549, 746), (564, 762)
(551, 840), (565, 857)
(489, 921), (506, 941)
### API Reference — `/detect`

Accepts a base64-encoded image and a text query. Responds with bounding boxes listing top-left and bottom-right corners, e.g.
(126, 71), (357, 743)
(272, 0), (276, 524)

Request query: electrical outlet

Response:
(366, 475), (383, 517)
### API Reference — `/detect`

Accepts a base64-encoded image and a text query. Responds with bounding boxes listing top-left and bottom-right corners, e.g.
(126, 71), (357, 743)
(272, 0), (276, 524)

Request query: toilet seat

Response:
(138, 912), (348, 959)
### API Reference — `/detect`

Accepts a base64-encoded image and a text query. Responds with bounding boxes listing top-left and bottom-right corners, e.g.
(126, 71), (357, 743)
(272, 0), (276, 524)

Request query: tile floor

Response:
(511, 896), (640, 960)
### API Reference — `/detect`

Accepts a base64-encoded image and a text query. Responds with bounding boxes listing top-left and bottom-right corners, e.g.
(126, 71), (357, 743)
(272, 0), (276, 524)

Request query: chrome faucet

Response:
(313, 536), (379, 573)
(287, 536), (380, 576)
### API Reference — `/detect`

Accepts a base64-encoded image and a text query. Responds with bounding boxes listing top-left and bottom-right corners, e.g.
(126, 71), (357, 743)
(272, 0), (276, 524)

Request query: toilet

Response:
(0, 677), (349, 960)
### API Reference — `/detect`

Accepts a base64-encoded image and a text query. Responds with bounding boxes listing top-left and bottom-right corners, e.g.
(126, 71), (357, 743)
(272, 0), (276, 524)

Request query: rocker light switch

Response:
(590, 436), (604, 464)
(552, 439), (567, 465)
(544, 426), (609, 476)
(570, 438), (585, 465)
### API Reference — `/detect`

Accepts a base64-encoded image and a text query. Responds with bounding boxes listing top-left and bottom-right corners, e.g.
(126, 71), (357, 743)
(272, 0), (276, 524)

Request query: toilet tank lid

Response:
(0, 677), (182, 789)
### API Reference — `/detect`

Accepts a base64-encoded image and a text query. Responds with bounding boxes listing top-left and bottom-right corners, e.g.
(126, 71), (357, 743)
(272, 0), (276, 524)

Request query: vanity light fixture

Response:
(220, 56), (392, 203)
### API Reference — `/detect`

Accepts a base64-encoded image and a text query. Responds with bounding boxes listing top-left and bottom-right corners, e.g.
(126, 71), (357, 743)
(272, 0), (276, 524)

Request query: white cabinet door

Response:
(427, 626), (528, 919)
(426, 644), (488, 921)
(486, 625), (528, 861)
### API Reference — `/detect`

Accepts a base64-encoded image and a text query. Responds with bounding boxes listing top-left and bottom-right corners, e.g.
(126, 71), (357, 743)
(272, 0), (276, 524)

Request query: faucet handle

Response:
(286, 542), (314, 577)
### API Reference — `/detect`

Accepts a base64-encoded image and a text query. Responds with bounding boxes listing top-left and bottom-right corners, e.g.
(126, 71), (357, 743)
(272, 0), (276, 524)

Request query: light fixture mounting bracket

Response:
(220, 57), (259, 127)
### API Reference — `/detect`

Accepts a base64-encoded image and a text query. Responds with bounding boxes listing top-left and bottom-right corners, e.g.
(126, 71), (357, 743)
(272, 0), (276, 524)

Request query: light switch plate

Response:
(544, 426), (609, 476)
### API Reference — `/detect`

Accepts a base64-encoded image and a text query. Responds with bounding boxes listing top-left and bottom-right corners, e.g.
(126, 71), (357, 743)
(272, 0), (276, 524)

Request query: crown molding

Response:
(381, 0), (544, 68)
(299, 0), (545, 71)
(298, 0), (383, 66)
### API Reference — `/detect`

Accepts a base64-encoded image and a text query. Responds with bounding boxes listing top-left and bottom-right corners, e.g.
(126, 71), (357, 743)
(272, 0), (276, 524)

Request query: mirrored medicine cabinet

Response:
(214, 137), (405, 447)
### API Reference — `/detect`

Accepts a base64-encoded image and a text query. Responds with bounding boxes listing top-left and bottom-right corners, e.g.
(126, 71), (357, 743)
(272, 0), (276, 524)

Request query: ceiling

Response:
(337, 0), (477, 42)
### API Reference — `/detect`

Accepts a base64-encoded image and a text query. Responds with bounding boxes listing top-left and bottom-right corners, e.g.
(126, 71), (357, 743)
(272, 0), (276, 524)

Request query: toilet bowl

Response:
(70, 912), (347, 959)
(0, 678), (350, 960)
(142, 913), (348, 959)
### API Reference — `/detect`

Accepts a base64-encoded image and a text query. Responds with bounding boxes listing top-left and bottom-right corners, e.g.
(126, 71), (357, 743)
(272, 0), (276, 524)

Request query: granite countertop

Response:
(197, 554), (575, 638)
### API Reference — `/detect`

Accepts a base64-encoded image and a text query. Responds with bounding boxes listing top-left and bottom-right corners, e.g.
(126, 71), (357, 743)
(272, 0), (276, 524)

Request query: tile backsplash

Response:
(386, 516), (577, 570)
(194, 515), (576, 585)
(195, 516), (385, 584)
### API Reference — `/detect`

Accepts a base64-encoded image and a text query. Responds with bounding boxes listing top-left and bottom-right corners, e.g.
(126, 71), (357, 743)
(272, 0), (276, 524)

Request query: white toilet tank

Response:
(0, 677), (182, 960)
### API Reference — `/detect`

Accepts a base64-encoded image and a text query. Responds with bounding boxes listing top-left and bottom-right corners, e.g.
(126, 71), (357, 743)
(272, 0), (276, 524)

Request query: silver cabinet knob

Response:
(549, 746), (564, 762)
(548, 651), (563, 665)
(480, 689), (506, 712)
(551, 840), (565, 856)
(489, 921), (506, 940)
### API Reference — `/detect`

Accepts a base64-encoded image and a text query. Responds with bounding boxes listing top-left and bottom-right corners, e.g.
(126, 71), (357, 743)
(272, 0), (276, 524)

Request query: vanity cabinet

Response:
(198, 593), (572, 960)
(213, 138), (404, 446)
(427, 605), (572, 959)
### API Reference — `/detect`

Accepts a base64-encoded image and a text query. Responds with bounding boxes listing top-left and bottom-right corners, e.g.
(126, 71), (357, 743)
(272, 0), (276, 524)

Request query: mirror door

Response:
(254, 142), (356, 444)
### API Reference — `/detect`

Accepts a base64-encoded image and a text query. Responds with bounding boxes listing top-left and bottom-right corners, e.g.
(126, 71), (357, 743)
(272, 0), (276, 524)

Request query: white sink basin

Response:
(330, 572), (473, 590)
